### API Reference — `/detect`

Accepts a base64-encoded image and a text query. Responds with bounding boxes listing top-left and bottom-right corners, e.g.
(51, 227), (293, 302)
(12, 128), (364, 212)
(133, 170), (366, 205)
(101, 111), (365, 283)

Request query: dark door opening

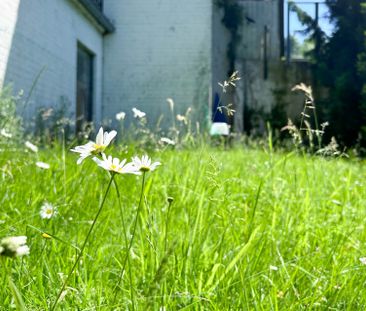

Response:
(76, 43), (94, 132)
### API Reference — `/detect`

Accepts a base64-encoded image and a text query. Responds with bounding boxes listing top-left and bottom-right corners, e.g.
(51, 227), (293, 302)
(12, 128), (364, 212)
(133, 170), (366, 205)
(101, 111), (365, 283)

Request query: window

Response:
(284, 0), (333, 61)
(76, 43), (94, 132)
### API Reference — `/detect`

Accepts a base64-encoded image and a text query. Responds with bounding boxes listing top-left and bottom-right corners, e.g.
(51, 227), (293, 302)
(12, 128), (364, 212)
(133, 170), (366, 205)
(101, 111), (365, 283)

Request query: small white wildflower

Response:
(160, 137), (176, 145)
(130, 248), (139, 260)
(269, 265), (278, 271)
(176, 114), (184, 121)
(0, 236), (30, 258)
(176, 114), (186, 123)
(40, 203), (58, 219)
(360, 257), (366, 265)
(93, 153), (140, 175)
(57, 272), (66, 281)
(331, 199), (341, 206)
(25, 141), (38, 153)
(70, 127), (117, 164)
(0, 129), (12, 138)
(116, 111), (126, 121)
(132, 107), (146, 118)
(16, 245), (30, 256)
(59, 290), (68, 302)
(166, 98), (174, 111)
(131, 155), (161, 172)
(36, 161), (50, 170)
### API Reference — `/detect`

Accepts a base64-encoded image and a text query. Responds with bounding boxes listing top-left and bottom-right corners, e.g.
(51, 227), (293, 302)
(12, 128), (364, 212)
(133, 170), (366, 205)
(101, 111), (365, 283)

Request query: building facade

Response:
(0, 0), (311, 133)
(0, 0), (212, 130)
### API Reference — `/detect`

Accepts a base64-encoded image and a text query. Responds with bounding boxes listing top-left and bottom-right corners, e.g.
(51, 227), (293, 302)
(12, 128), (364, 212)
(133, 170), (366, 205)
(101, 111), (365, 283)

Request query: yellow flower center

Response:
(140, 166), (150, 172)
(110, 164), (117, 170)
(42, 233), (52, 239)
(92, 144), (105, 154)
(46, 209), (53, 215)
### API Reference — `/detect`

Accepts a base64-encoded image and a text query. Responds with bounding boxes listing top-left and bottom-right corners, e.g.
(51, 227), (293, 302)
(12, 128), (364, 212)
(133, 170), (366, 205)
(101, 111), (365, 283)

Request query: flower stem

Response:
(164, 200), (173, 252)
(1, 257), (9, 289)
(112, 172), (146, 304)
(112, 178), (135, 310)
(50, 174), (115, 311)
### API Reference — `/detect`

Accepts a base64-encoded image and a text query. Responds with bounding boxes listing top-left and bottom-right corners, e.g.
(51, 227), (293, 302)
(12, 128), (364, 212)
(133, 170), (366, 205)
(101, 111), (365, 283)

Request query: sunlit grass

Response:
(1, 143), (366, 310)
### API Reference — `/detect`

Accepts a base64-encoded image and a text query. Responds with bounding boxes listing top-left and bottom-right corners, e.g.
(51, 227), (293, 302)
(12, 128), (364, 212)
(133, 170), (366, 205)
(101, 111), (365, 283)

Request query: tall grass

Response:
(1, 142), (366, 309)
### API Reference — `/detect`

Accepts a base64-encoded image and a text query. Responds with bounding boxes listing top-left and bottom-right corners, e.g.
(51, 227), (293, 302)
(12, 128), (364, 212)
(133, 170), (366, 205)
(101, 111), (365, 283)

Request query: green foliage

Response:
(0, 86), (23, 142)
(287, 35), (314, 59)
(215, 0), (243, 75)
(289, 1), (327, 61)
(293, 0), (366, 148)
(1, 145), (366, 309)
(34, 96), (74, 144)
(316, 0), (366, 148)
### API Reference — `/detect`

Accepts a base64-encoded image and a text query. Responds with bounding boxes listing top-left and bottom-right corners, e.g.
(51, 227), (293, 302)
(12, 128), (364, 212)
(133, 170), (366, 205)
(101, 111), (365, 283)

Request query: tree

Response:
(292, 0), (366, 148)
(318, 0), (366, 147)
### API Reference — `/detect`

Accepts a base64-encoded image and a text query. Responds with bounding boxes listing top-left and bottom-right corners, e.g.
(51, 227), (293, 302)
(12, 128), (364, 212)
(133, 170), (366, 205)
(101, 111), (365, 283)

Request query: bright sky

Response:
(284, 0), (335, 43)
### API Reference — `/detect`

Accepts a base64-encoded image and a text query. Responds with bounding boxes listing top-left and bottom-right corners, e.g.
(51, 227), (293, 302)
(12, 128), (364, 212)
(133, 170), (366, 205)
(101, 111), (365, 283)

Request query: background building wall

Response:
(0, 0), (104, 126)
(0, 1), (20, 89)
(103, 0), (212, 128)
(213, 0), (313, 134)
(211, 4), (231, 124)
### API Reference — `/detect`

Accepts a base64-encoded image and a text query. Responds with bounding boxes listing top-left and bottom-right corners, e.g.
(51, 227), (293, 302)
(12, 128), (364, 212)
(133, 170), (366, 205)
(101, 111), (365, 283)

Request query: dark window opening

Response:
(284, 0), (333, 61)
(76, 43), (94, 132)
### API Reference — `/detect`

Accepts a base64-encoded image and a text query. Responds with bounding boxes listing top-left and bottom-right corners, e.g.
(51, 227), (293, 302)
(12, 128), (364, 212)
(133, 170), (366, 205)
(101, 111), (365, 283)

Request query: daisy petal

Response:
(95, 127), (104, 145)
(104, 130), (117, 146)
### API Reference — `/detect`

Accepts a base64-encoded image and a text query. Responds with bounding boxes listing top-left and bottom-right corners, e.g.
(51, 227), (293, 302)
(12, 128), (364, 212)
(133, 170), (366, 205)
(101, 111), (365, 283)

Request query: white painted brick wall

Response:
(0, 0), (21, 88)
(103, 0), (212, 128)
(0, 0), (104, 125)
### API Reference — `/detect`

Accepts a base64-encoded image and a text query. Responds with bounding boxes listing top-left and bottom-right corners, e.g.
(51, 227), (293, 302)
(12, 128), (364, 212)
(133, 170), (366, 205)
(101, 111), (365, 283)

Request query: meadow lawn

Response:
(1, 144), (366, 310)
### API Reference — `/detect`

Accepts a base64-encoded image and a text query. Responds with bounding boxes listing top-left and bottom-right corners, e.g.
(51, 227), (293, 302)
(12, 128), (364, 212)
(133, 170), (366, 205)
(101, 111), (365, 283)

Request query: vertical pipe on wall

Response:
(279, 0), (285, 58)
(263, 25), (268, 80)
(286, 1), (291, 63)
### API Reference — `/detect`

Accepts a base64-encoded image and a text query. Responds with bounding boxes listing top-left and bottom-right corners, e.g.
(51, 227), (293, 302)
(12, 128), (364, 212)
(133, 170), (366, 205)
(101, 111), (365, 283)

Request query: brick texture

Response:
(102, 0), (212, 128)
(0, 0), (104, 124)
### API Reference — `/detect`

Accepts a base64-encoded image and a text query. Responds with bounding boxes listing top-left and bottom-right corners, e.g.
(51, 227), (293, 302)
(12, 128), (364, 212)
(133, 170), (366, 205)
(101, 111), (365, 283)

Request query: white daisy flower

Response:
(360, 257), (366, 265)
(16, 245), (30, 256)
(132, 107), (146, 118)
(160, 137), (176, 145)
(40, 202), (58, 219)
(0, 236), (30, 258)
(116, 111), (126, 121)
(0, 129), (12, 138)
(36, 161), (50, 170)
(131, 155), (161, 172)
(269, 265), (278, 271)
(93, 153), (140, 175)
(70, 127), (117, 164)
(25, 141), (38, 153)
